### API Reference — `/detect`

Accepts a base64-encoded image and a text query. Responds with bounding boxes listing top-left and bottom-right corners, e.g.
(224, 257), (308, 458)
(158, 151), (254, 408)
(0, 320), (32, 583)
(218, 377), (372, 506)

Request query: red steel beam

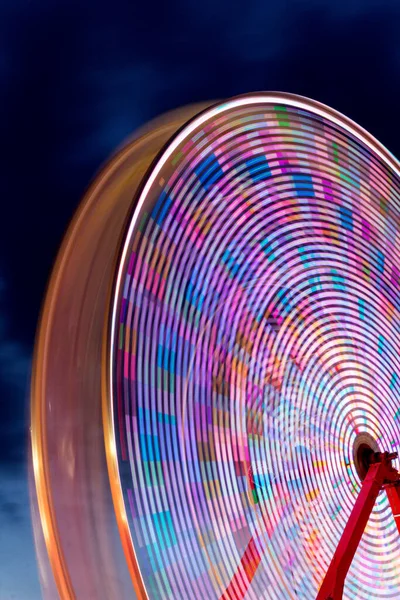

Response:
(385, 481), (400, 535)
(317, 453), (399, 600)
(222, 453), (400, 600)
(219, 536), (262, 600)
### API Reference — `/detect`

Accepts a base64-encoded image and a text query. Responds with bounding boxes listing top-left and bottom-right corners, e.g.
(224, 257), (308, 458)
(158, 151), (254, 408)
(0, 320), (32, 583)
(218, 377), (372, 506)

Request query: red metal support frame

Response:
(316, 452), (400, 600)
(384, 481), (400, 535)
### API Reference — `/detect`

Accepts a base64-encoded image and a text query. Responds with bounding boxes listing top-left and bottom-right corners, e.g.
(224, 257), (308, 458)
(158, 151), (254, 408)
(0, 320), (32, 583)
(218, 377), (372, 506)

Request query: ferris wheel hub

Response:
(353, 432), (380, 481)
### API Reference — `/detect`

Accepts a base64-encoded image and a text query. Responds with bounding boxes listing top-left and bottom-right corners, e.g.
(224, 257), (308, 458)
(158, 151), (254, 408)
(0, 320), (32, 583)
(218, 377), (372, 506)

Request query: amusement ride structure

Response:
(31, 93), (400, 599)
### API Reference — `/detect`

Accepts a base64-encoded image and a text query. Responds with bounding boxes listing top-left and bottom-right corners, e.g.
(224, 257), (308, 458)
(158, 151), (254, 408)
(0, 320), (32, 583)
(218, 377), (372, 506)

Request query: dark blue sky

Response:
(1, 0), (400, 596)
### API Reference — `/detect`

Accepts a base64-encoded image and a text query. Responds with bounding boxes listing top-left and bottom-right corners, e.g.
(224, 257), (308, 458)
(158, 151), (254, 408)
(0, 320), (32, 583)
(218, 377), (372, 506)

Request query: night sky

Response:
(1, 0), (400, 597)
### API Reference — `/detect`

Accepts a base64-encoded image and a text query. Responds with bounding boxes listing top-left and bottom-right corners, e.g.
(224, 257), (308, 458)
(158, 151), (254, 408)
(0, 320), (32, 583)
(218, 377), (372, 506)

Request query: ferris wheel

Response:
(31, 93), (400, 600)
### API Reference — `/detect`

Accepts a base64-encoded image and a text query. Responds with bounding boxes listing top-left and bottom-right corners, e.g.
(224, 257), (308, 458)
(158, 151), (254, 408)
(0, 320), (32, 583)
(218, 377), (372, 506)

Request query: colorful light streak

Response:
(107, 94), (400, 599)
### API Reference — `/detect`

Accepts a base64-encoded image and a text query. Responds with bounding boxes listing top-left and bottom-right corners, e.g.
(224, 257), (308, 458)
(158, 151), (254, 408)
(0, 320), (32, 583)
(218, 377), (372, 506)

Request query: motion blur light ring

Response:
(32, 93), (400, 600)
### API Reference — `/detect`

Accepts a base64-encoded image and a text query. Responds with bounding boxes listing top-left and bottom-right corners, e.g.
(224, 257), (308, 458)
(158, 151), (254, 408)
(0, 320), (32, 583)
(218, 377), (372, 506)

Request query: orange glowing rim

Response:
(30, 138), (154, 600)
(30, 102), (210, 600)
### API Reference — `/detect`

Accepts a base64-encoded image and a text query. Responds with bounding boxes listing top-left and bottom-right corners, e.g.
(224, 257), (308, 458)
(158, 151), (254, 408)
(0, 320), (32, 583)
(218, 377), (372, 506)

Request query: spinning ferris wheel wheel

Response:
(31, 93), (400, 600)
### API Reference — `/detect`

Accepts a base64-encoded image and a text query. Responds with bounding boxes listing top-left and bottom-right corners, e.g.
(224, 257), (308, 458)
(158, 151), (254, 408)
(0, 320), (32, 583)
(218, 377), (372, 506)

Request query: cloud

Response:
(0, 276), (31, 466)
(0, 468), (41, 599)
(0, 498), (22, 523)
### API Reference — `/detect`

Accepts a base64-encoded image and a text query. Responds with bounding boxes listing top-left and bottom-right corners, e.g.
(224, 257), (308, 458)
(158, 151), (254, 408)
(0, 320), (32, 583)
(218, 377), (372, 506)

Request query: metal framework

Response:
(317, 452), (400, 599)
